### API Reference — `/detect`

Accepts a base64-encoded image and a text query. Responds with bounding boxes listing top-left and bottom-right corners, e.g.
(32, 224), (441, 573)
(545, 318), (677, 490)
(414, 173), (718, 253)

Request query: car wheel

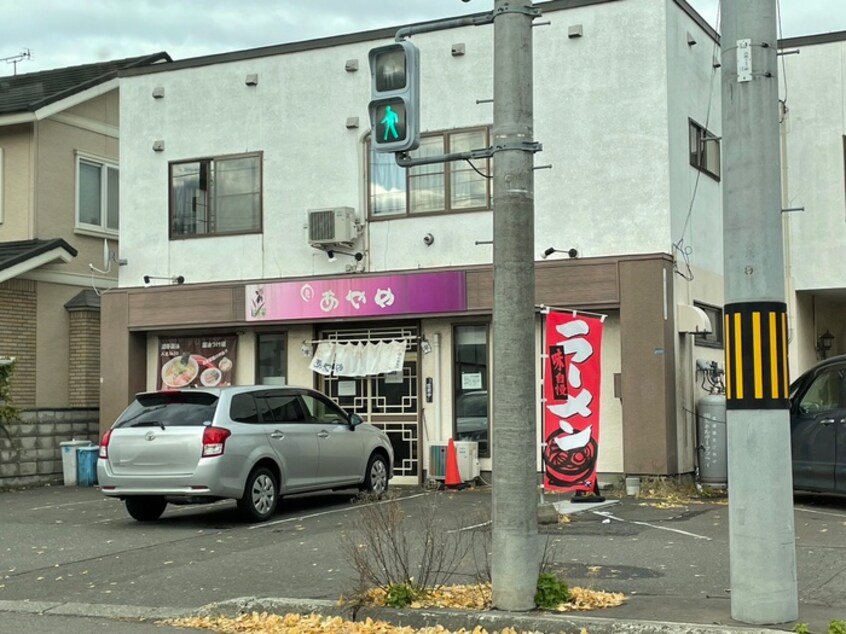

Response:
(238, 466), (278, 522)
(361, 454), (389, 496)
(125, 496), (167, 522)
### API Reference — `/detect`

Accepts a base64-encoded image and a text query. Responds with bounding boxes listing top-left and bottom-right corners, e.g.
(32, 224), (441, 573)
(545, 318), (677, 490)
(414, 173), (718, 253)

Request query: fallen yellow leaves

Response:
(167, 612), (590, 634)
(164, 585), (625, 633)
(358, 583), (624, 612)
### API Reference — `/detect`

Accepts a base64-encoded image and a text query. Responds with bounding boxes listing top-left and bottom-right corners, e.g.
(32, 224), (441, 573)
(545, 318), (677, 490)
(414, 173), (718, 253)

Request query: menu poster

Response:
(158, 336), (237, 390)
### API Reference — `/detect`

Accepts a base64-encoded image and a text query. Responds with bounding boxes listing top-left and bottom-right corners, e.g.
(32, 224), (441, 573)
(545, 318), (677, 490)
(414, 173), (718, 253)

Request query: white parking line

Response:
(248, 493), (428, 530)
(796, 507), (846, 520)
(592, 510), (712, 540)
(29, 499), (109, 511)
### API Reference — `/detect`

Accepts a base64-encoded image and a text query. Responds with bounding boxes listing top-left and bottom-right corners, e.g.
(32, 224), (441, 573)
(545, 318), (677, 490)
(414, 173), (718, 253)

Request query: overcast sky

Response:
(2, 0), (844, 75)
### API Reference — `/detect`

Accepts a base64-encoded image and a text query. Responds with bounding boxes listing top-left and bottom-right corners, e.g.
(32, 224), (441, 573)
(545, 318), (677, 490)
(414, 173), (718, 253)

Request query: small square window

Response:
(76, 154), (119, 233)
(689, 119), (720, 181)
(694, 302), (723, 348)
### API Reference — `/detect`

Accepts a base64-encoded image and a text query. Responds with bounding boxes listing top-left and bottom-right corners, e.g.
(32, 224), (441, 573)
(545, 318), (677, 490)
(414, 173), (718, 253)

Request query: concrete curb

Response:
(197, 596), (790, 634)
(0, 599), (193, 621)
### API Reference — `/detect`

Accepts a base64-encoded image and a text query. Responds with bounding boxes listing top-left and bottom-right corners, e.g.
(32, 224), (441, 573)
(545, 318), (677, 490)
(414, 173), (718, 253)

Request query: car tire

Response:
(237, 466), (278, 522)
(360, 453), (389, 496)
(125, 496), (167, 522)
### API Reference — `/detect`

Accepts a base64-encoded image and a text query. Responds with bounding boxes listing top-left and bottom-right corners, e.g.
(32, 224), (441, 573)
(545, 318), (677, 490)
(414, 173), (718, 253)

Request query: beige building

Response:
(0, 53), (170, 487)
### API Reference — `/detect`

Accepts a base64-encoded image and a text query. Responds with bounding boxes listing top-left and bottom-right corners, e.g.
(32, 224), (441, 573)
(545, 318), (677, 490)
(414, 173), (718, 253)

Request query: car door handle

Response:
(270, 430), (285, 439)
(317, 430), (330, 439)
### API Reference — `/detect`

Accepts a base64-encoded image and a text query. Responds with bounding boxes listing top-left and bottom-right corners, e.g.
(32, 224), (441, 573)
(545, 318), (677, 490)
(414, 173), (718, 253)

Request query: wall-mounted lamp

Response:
(420, 337), (432, 355)
(817, 330), (835, 359)
(326, 249), (363, 262)
(542, 247), (578, 260)
(143, 275), (185, 285)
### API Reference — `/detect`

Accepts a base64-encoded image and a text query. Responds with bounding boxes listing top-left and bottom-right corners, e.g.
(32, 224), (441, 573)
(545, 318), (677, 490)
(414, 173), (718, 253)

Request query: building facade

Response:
(103, 0), (729, 485)
(0, 53), (170, 487)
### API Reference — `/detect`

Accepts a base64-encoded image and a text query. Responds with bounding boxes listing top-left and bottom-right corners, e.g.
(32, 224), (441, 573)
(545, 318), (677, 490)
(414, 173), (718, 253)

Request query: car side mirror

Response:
(349, 413), (363, 428)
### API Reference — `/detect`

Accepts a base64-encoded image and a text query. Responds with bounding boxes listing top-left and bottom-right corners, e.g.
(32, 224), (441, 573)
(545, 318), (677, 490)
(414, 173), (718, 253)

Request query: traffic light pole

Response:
(378, 1), (543, 610)
(490, 0), (541, 611)
(720, 0), (798, 624)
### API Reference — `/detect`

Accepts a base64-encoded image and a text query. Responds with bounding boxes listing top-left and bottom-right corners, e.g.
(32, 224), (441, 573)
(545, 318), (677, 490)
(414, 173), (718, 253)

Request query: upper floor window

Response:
(689, 119), (720, 181)
(369, 127), (491, 218)
(170, 153), (262, 239)
(77, 154), (119, 233)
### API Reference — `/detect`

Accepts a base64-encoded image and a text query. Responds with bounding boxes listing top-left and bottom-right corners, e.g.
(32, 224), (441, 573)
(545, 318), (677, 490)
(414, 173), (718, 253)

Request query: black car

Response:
(789, 354), (846, 494)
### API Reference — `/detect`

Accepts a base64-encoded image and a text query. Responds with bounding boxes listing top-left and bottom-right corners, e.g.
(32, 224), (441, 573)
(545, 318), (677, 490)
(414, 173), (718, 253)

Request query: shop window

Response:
(694, 302), (723, 348)
(170, 153), (262, 238)
(369, 127), (491, 218)
(257, 333), (287, 385)
(77, 153), (119, 234)
(454, 324), (490, 457)
(689, 119), (720, 180)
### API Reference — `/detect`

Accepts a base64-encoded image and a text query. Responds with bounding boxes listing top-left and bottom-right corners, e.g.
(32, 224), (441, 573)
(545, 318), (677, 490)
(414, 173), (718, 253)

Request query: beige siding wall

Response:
(0, 279), (37, 407)
(35, 91), (120, 281)
(0, 123), (35, 241)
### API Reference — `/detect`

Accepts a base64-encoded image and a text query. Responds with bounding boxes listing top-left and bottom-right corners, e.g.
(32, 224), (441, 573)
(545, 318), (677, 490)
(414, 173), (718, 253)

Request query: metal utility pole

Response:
(491, 0), (541, 611)
(720, 0), (798, 624)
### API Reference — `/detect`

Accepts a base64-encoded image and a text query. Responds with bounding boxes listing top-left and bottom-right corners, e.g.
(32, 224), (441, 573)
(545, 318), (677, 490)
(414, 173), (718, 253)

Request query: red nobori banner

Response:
(543, 312), (604, 492)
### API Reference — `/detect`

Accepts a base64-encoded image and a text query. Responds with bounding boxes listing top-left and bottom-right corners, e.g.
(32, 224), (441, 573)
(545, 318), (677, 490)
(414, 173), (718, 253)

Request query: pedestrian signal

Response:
(368, 41), (419, 153)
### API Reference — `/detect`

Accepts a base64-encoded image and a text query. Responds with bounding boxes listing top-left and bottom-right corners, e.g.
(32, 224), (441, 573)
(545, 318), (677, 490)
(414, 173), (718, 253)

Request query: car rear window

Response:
(114, 392), (219, 428)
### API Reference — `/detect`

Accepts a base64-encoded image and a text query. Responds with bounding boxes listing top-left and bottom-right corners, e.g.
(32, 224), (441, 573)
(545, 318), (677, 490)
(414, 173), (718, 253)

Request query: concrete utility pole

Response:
(491, 0), (541, 611)
(720, 0), (798, 624)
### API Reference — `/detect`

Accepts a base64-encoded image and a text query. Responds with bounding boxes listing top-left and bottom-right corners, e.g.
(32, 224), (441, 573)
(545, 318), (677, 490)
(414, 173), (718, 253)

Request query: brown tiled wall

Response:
(68, 310), (101, 407)
(0, 279), (36, 408)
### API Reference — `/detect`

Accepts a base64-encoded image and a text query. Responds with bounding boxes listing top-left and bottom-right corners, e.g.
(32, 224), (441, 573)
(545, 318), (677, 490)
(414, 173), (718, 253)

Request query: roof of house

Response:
(0, 52), (171, 116)
(0, 238), (78, 274)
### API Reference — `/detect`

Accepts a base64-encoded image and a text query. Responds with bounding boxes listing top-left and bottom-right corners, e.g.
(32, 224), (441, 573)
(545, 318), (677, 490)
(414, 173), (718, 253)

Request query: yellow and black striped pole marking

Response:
(724, 301), (789, 410)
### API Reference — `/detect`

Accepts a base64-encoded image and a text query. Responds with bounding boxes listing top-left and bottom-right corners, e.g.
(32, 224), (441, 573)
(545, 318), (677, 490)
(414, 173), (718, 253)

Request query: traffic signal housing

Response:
(368, 40), (420, 153)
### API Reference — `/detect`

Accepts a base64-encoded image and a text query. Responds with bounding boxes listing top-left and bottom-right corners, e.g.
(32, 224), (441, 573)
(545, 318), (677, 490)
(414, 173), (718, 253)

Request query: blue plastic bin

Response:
(76, 446), (100, 487)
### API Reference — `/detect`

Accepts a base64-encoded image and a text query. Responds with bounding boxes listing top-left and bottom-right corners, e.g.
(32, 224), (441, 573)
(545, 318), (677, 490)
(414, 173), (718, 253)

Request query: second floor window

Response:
(170, 153), (262, 238)
(77, 155), (119, 233)
(689, 119), (720, 180)
(369, 127), (491, 218)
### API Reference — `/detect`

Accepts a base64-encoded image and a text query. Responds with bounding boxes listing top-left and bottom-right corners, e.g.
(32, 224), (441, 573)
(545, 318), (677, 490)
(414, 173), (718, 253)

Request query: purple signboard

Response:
(246, 271), (466, 321)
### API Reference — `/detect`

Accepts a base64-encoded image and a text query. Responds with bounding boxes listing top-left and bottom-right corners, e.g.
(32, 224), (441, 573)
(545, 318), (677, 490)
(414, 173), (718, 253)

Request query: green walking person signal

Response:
(381, 105), (400, 141)
(368, 40), (420, 153)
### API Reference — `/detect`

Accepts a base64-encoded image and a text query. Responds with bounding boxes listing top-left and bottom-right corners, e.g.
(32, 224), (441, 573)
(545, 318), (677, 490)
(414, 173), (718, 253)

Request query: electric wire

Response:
(673, 4), (722, 283)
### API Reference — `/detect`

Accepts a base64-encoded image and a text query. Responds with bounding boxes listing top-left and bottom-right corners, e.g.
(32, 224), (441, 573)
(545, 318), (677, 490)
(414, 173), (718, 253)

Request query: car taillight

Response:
(202, 427), (231, 457)
(99, 429), (112, 459)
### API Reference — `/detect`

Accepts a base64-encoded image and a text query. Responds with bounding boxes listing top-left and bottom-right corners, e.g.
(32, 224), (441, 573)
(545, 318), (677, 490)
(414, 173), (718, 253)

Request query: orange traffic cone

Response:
(444, 438), (464, 489)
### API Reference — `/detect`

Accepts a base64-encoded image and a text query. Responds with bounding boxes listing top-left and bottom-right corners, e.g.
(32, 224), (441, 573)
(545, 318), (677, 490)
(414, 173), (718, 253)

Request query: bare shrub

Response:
(342, 492), (472, 602)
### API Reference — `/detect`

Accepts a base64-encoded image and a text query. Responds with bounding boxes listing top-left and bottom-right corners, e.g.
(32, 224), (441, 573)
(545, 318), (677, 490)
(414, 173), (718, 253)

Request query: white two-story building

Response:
(101, 0), (823, 486)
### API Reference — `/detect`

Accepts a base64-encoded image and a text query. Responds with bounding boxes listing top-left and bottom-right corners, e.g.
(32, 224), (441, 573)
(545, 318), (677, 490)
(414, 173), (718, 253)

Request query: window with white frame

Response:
(170, 153), (262, 239)
(76, 154), (119, 233)
(369, 127), (491, 218)
(689, 119), (720, 180)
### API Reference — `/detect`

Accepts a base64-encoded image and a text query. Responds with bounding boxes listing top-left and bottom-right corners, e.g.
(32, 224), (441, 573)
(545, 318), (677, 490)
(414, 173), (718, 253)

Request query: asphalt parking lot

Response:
(0, 484), (844, 632)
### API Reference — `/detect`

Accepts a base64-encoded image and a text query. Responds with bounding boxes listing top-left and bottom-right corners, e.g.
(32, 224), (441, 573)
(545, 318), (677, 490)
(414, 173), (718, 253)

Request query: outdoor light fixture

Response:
(817, 330), (835, 359)
(542, 247), (579, 259)
(420, 337), (432, 355)
(143, 275), (185, 285)
(326, 249), (364, 262)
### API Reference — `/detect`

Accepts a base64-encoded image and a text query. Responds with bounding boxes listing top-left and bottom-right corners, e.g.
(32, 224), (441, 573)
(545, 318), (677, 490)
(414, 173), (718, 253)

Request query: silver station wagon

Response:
(98, 386), (393, 522)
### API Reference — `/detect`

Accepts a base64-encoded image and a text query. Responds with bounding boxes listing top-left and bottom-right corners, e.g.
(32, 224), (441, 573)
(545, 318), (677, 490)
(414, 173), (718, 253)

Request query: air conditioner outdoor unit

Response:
(308, 207), (357, 246)
(428, 441), (480, 482)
